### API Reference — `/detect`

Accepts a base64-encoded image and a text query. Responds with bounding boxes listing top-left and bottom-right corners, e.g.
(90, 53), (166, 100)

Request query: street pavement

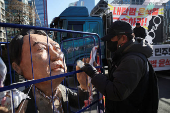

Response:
(156, 71), (170, 113)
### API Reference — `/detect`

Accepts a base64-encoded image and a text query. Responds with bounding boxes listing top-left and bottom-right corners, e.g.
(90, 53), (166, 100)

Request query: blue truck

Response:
(50, 1), (110, 72)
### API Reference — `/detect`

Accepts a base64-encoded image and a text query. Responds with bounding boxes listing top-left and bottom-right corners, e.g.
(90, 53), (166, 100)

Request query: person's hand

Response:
(81, 64), (98, 78)
(76, 58), (90, 90)
(132, 33), (135, 37)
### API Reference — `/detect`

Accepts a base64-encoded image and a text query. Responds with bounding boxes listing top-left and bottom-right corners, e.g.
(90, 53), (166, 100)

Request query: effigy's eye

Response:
(52, 43), (61, 52)
(55, 47), (60, 51)
(37, 46), (47, 51)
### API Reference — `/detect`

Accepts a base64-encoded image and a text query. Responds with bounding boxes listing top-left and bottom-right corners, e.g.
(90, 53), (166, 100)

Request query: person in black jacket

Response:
(80, 20), (158, 113)
(133, 23), (146, 39)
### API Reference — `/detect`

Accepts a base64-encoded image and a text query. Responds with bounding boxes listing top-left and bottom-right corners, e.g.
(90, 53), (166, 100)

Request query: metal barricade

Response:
(0, 22), (104, 113)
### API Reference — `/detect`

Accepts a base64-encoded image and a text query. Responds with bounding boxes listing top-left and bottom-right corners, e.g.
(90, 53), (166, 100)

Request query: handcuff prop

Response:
(145, 16), (161, 44)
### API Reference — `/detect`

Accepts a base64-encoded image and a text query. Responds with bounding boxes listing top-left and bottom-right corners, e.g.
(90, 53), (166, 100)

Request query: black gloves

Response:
(81, 63), (98, 78)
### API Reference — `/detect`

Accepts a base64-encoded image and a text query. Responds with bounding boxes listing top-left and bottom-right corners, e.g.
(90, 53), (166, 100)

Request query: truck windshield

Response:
(67, 21), (84, 38)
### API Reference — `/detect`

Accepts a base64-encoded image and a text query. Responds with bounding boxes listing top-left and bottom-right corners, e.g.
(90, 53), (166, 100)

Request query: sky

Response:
(47, 0), (100, 25)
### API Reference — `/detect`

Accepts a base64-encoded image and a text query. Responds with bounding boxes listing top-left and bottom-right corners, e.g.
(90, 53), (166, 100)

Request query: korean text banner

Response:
(108, 4), (164, 44)
(148, 44), (170, 71)
(149, 56), (170, 71)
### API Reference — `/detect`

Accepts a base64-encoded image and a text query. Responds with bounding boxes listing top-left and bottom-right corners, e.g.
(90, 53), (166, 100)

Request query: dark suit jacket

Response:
(21, 84), (96, 113)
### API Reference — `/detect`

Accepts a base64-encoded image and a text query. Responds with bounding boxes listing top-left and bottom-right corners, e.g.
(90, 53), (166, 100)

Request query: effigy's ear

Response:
(12, 62), (22, 75)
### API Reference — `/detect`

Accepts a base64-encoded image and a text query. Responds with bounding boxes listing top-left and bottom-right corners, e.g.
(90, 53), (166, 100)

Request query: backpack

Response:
(122, 52), (159, 113)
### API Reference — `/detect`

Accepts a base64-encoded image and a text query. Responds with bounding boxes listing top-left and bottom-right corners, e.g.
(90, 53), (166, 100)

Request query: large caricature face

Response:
(19, 34), (66, 84)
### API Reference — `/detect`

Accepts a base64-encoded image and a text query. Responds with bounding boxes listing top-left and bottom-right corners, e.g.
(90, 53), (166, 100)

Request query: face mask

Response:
(107, 41), (118, 52)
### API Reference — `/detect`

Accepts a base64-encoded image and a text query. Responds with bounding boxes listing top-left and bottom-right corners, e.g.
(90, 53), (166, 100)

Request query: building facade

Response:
(4, 0), (48, 27)
(34, 0), (48, 27)
(164, 1), (170, 39)
(69, 1), (78, 6)
(0, 0), (6, 42)
(19, 0), (30, 25)
(28, 0), (35, 26)
(4, 0), (35, 25)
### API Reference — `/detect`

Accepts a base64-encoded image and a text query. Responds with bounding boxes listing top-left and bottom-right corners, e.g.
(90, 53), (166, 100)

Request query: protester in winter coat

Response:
(80, 20), (159, 113)
(133, 23), (146, 39)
